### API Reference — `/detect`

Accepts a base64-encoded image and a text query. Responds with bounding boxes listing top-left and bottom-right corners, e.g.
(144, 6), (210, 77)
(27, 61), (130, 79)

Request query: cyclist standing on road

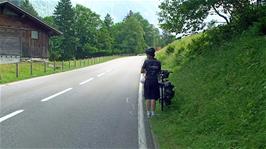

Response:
(141, 48), (161, 118)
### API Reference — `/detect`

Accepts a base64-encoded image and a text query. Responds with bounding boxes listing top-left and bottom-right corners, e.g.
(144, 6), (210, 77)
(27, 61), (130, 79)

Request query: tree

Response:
(73, 4), (102, 58)
(129, 12), (162, 48)
(159, 0), (251, 34)
(43, 16), (63, 60)
(54, 0), (76, 60)
(2, 0), (22, 6)
(97, 27), (113, 52)
(104, 13), (114, 31)
(121, 16), (146, 53)
(101, 14), (114, 52)
(160, 30), (176, 47)
(124, 10), (134, 20)
(21, 0), (38, 16)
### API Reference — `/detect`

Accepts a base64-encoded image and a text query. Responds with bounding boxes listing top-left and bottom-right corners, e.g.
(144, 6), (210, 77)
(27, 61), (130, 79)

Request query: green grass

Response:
(151, 32), (266, 148)
(0, 56), (120, 84)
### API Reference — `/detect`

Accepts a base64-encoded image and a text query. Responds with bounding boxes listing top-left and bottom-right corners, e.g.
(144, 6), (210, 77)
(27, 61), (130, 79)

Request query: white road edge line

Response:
(138, 77), (147, 149)
(97, 73), (105, 77)
(80, 78), (94, 85)
(41, 88), (73, 102)
(0, 110), (24, 123)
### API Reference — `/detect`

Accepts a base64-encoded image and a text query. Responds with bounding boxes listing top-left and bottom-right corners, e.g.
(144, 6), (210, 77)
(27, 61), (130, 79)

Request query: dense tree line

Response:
(5, 0), (175, 60)
(43, 0), (167, 60)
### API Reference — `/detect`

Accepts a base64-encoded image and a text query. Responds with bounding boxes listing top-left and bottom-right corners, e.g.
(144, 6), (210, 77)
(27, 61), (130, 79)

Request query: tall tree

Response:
(97, 27), (113, 53)
(104, 13), (114, 31)
(121, 16), (146, 53)
(54, 0), (76, 60)
(43, 16), (63, 60)
(159, 0), (251, 34)
(2, 0), (22, 6)
(101, 14), (114, 52)
(131, 12), (161, 48)
(124, 10), (134, 20)
(160, 30), (176, 47)
(73, 4), (102, 58)
(21, 0), (38, 16)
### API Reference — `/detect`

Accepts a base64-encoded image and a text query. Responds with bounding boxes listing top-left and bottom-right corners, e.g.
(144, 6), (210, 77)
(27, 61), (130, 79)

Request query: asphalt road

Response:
(0, 56), (154, 149)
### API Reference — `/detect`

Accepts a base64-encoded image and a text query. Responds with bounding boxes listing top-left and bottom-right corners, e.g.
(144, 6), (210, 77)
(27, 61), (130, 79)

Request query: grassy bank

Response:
(151, 31), (266, 148)
(0, 56), (119, 84)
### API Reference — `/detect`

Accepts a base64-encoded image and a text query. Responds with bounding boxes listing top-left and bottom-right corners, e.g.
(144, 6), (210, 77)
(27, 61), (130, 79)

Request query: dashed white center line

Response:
(106, 69), (113, 73)
(0, 110), (24, 123)
(41, 88), (73, 102)
(97, 73), (105, 77)
(80, 78), (94, 85)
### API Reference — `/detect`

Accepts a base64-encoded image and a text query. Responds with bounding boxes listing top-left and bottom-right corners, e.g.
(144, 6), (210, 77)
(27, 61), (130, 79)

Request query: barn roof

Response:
(0, 1), (62, 36)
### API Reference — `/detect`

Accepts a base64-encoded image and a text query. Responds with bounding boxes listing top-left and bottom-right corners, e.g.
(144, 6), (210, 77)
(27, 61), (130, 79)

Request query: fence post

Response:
(74, 59), (76, 68)
(62, 60), (64, 71)
(30, 61), (33, 76)
(16, 63), (19, 78)
(54, 61), (56, 72)
(44, 61), (46, 73)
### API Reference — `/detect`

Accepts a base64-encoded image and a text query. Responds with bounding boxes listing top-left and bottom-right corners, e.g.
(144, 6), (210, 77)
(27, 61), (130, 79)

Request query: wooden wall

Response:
(0, 7), (49, 58)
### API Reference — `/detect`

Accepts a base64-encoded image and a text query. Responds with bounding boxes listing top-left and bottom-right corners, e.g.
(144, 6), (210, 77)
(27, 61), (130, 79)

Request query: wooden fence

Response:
(0, 56), (119, 84)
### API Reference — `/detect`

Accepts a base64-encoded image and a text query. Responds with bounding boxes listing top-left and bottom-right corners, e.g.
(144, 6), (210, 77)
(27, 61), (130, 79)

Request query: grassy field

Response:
(151, 31), (266, 148)
(0, 56), (119, 84)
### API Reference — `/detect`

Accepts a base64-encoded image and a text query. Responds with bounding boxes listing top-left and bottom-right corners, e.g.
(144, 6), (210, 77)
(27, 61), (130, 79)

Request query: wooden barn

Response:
(0, 1), (61, 64)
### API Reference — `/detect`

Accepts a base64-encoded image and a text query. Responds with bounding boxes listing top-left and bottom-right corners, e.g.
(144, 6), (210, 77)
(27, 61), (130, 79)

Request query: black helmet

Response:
(145, 48), (155, 56)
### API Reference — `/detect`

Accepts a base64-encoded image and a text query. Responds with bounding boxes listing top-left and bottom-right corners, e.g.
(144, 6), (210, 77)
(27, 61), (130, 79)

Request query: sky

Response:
(71, 0), (161, 27)
(30, 0), (161, 27)
(30, 0), (225, 32)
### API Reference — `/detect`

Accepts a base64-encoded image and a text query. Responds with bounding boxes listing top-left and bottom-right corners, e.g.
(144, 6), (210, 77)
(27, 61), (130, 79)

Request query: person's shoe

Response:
(151, 111), (155, 117)
(147, 111), (151, 118)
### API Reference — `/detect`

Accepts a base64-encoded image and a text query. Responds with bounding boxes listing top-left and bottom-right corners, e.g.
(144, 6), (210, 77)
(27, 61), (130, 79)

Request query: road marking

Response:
(129, 111), (133, 116)
(131, 104), (135, 110)
(41, 88), (73, 102)
(80, 78), (94, 85)
(138, 79), (147, 149)
(106, 69), (113, 73)
(97, 73), (105, 77)
(0, 110), (24, 123)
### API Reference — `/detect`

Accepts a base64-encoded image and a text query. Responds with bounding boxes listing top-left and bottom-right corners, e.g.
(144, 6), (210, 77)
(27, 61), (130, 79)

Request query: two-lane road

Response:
(0, 56), (153, 148)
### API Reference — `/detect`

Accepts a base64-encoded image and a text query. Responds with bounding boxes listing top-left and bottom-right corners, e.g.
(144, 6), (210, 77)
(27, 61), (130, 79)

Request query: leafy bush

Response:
(152, 24), (266, 149)
(256, 17), (266, 35)
(166, 45), (175, 55)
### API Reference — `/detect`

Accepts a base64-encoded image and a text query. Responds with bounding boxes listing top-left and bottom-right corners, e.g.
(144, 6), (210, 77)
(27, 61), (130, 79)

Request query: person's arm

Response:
(141, 60), (147, 74)
(141, 68), (145, 73)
